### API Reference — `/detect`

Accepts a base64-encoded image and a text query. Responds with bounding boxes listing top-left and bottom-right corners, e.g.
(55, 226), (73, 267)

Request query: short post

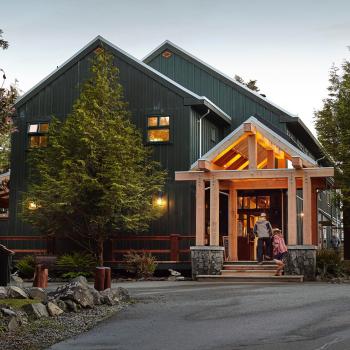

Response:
(170, 234), (180, 261)
(104, 267), (111, 290)
(43, 268), (48, 288)
(94, 267), (106, 291)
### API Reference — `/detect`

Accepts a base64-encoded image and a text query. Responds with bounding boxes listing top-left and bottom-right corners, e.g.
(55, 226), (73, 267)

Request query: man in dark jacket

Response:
(254, 213), (273, 264)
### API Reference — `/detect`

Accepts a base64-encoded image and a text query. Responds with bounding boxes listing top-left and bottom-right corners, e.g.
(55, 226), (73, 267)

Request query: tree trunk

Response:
(343, 202), (350, 260)
(97, 238), (104, 267)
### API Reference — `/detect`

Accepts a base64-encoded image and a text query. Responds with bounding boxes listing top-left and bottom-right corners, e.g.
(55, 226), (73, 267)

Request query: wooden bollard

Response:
(43, 268), (48, 288)
(104, 267), (111, 290)
(33, 264), (42, 288)
(94, 267), (106, 291)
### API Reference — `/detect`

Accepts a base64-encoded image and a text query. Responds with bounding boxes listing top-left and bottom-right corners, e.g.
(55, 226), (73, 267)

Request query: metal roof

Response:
(15, 36), (231, 124)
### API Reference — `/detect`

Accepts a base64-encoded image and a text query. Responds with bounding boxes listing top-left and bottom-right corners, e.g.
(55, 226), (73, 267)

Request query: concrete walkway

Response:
(47, 281), (350, 350)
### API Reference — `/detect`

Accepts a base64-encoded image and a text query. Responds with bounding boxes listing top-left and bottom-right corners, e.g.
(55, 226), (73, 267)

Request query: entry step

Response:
(196, 275), (304, 283)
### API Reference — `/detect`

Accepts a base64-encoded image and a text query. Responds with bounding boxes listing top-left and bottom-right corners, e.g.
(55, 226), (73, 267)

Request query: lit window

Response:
(28, 122), (49, 148)
(147, 116), (170, 143)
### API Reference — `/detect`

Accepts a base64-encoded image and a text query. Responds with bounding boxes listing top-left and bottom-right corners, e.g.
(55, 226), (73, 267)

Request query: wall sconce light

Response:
(156, 192), (165, 207)
(300, 212), (304, 218)
(28, 201), (38, 210)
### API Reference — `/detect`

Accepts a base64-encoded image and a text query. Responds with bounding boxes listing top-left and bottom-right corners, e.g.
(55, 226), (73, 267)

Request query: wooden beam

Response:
(175, 167), (335, 181)
(248, 134), (257, 170)
(266, 150), (275, 169)
(197, 160), (223, 172)
(288, 174), (297, 245)
(195, 177), (206, 245)
(278, 158), (287, 169)
(228, 187), (238, 261)
(303, 174), (312, 245)
(311, 179), (318, 245)
(210, 179), (220, 246)
(243, 122), (256, 134)
(292, 156), (303, 169)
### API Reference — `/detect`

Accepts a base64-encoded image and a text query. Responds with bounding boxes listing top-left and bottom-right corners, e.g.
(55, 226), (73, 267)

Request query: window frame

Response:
(27, 121), (50, 149)
(146, 114), (172, 144)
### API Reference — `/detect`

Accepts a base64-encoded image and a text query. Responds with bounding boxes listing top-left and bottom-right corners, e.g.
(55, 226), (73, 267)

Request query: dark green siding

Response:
(6, 41), (228, 250)
(146, 51), (287, 132)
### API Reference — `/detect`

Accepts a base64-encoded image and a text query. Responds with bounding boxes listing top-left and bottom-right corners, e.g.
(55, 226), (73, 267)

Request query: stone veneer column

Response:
(190, 246), (224, 279)
(285, 245), (317, 280)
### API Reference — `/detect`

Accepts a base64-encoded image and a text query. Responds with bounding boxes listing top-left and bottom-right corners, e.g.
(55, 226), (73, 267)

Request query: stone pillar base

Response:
(285, 245), (317, 281)
(190, 246), (224, 279)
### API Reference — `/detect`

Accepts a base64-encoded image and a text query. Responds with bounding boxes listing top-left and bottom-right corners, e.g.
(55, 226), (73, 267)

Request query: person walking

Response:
(253, 213), (273, 264)
(272, 228), (288, 276)
(330, 234), (341, 254)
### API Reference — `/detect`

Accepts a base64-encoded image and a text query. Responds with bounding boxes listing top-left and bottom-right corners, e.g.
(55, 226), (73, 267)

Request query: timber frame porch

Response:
(175, 117), (334, 261)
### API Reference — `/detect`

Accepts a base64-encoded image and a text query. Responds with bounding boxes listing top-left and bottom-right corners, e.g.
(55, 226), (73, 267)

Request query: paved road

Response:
(50, 281), (350, 350)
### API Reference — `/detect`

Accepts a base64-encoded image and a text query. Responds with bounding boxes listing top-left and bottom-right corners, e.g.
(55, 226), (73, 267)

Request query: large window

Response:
(28, 122), (49, 148)
(147, 115), (170, 143)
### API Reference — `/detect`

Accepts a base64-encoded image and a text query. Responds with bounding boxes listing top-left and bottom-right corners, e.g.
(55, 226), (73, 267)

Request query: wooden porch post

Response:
(228, 186), (238, 260)
(210, 179), (220, 246)
(288, 174), (297, 245)
(196, 177), (206, 245)
(303, 174), (312, 245)
(248, 134), (257, 170)
(266, 150), (275, 169)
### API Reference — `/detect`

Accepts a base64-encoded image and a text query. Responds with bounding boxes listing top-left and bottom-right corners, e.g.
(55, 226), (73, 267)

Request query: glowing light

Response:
(223, 154), (241, 168)
(28, 201), (38, 210)
(237, 160), (249, 170)
(156, 192), (165, 207)
(257, 158), (268, 169)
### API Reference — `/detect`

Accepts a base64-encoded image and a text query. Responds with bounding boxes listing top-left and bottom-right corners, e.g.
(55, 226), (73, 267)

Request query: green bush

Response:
(124, 251), (157, 278)
(316, 248), (343, 278)
(15, 255), (36, 278)
(57, 252), (96, 278)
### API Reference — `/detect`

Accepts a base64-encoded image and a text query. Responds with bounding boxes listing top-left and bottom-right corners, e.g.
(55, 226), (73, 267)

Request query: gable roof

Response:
(191, 116), (317, 170)
(15, 36), (231, 125)
(144, 40), (328, 164)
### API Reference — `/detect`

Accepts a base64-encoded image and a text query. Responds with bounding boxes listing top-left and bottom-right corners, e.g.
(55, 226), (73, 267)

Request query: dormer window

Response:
(28, 122), (49, 148)
(147, 116), (170, 143)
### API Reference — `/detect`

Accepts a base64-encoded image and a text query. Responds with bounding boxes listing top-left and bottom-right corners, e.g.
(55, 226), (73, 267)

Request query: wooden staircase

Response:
(197, 261), (304, 283)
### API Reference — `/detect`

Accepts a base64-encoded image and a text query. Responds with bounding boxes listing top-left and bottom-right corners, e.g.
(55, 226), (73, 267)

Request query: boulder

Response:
(50, 280), (94, 308)
(0, 286), (7, 299)
(7, 286), (28, 299)
(10, 275), (24, 288)
(47, 302), (64, 317)
(22, 303), (49, 319)
(64, 300), (78, 313)
(27, 287), (47, 303)
(1, 308), (16, 317)
(89, 287), (102, 305)
(168, 269), (181, 277)
(7, 316), (20, 331)
(100, 287), (130, 305)
(55, 300), (67, 312)
(71, 276), (89, 286)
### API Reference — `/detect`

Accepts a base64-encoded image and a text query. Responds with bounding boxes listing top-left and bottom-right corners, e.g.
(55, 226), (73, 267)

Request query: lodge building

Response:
(0, 36), (341, 277)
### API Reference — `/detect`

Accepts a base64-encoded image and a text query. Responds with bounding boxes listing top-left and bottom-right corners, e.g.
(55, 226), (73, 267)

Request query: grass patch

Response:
(0, 299), (40, 309)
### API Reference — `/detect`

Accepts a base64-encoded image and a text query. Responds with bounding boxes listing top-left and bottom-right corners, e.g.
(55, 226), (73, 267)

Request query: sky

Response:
(1, 0), (349, 135)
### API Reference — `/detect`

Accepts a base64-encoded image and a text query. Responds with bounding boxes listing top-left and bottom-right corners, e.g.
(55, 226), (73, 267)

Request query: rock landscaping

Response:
(0, 276), (131, 350)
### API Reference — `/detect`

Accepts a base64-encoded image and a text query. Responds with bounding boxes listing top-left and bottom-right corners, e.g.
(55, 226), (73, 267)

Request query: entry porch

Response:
(175, 117), (334, 279)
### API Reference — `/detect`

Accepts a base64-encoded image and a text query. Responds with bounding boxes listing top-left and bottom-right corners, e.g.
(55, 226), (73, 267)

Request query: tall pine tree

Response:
(21, 49), (167, 265)
(315, 60), (350, 259)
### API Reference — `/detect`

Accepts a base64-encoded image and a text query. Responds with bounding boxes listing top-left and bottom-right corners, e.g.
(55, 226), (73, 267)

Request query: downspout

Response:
(198, 109), (210, 158)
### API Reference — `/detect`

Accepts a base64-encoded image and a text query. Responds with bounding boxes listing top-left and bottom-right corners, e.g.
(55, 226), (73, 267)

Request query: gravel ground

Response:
(0, 302), (128, 350)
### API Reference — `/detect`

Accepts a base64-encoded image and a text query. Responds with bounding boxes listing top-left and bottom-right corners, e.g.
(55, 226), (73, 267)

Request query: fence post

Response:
(94, 267), (106, 291)
(170, 234), (180, 261)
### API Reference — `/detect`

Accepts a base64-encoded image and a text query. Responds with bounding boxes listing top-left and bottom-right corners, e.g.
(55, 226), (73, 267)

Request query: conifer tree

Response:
(314, 60), (350, 259)
(21, 49), (167, 265)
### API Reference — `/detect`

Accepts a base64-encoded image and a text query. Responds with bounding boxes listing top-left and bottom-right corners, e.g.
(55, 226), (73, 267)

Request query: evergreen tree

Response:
(21, 49), (167, 266)
(314, 60), (350, 258)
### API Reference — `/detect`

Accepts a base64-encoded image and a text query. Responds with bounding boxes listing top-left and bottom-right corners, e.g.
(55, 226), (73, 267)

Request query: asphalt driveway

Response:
(49, 281), (350, 350)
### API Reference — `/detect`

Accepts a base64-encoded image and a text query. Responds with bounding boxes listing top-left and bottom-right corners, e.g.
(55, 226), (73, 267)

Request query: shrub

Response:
(57, 252), (96, 278)
(15, 255), (35, 278)
(316, 248), (342, 278)
(124, 251), (157, 278)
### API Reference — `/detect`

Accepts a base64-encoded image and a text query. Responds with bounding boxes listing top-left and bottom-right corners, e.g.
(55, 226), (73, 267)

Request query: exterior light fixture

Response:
(28, 201), (38, 210)
(156, 192), (165, 207)
(300, 212), (304, 218)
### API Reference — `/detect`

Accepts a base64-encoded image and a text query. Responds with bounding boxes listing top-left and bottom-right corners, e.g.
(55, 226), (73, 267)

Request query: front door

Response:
(237, 190), (284, 260)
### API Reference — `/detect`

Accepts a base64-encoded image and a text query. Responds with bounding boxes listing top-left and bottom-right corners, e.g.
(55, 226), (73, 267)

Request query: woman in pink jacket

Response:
(272, 228), (288, 276)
